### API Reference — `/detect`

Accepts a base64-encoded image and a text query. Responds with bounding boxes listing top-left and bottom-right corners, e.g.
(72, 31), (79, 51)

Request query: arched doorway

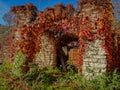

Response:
(56, 33), (79, 71)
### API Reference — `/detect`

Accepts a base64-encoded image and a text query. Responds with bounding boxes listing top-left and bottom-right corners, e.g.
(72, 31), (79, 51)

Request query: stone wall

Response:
(79, 2), (109, 77)
(82, 40), (107, 78)
(68, 40), (107, 77)
(11, 3), (37, 41)
(34, 33), (56, 68)
(10, 1), (119, 76)
(11, 3), (37, 26)
(10, 3), (38, 60)
(12, 3), (37, 42)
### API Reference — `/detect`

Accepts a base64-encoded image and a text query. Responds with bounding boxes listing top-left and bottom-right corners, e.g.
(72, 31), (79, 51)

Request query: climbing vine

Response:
(9, 3), (78, 65)
(9, 0), (119, 72)
(78, 0), (114, 72)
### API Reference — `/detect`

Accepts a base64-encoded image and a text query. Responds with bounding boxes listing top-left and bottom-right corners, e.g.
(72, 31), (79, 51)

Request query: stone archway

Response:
(56, 33), (79, 71)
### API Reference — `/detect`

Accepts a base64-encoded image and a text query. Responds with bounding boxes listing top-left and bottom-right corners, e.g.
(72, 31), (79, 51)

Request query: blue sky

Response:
(0, 0), (120, 25)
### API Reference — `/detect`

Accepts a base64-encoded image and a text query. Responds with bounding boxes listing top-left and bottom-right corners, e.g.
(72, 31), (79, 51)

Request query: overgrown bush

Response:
(11, 51), (26, 77)
(0, 54), (120, 90)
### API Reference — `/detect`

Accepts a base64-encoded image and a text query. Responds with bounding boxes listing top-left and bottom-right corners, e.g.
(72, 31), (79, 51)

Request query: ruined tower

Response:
(78, 0), (114, 77)
(9, 0), (120, 76)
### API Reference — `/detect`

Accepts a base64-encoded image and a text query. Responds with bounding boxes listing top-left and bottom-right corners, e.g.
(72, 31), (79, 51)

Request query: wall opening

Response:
(56, 33), (78, 72)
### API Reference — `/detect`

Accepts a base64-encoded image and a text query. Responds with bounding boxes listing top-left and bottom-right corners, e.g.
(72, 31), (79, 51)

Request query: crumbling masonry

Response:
(10, 0), (120, 77)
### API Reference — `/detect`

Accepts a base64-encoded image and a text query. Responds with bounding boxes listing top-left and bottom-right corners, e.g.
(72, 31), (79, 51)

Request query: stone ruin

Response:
(9, 0), (120, 77)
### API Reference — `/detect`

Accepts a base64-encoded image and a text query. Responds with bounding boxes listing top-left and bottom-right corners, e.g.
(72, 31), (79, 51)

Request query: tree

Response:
(2, 11), (15, 26)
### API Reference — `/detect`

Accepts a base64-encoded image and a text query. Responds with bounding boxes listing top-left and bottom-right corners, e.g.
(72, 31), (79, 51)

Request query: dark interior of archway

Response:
(56, 34), (78, 72)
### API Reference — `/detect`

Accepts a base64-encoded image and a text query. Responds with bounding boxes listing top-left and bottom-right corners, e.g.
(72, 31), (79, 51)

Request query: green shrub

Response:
(0, 64), (9, 90)
(0, 54), (120, 90)
(11, 51), (26, 77)
(0, 77), (8, 90)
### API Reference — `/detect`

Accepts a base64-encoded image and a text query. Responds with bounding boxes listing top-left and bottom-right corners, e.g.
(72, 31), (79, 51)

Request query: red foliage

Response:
(10, 3), (77, 64)
(10, 0), (120, 72)
(78, 0), (116, 73)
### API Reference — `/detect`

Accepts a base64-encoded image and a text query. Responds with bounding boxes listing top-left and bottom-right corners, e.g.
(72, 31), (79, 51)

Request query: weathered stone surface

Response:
(34, 33), (56, 68)
(82, 39), (107, 78)
(9, 1), (118, 78)
(79, 3), (109, 78)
